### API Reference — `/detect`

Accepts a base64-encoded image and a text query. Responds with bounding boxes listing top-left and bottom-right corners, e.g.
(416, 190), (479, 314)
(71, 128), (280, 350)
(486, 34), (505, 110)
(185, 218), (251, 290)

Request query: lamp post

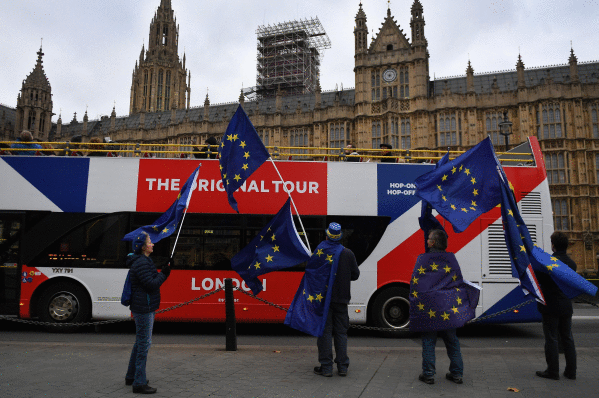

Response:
(498, 111), (513, 153)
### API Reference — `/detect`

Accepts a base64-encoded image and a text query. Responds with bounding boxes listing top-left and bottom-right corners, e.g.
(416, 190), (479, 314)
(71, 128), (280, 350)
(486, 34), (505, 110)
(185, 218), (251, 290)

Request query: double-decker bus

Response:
(0, 137), (550, 329)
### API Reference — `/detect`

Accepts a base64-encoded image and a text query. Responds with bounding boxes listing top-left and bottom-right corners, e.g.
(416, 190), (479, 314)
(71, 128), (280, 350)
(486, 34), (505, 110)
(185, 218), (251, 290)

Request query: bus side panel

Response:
(326, 162), (377, 216)
(19, 265), (49, 318)
(86, 158), (140, 213)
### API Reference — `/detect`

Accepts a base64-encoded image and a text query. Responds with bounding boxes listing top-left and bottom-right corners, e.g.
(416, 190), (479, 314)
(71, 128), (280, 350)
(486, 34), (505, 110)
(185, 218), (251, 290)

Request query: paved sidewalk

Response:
(1, 340), (598, 398)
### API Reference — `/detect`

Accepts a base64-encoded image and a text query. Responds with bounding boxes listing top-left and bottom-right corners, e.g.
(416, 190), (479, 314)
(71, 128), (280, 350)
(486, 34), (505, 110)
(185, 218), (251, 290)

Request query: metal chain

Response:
(575, 296), (599, 309)
(0, 288), (224, 327)
(232, 287), (290, 312)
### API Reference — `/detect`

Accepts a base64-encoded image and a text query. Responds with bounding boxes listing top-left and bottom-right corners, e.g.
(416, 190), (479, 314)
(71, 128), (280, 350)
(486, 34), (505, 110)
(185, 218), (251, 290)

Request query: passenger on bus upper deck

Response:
(344, 144), (360, 162)
(379, 143), (395, 163)
(86, 137), (106, 157)
(10, 131), (42, 154)
(193, 136), (218, 159)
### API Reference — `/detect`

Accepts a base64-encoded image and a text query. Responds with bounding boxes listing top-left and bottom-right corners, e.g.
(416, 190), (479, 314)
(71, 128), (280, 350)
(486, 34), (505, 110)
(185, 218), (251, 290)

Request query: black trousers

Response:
(541, 313), (576, 376)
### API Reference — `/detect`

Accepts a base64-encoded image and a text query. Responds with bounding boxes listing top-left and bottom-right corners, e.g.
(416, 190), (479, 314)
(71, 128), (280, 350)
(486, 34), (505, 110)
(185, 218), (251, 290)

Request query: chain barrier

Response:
(575, 296), (599, 309)
(0, 287), (224, 328)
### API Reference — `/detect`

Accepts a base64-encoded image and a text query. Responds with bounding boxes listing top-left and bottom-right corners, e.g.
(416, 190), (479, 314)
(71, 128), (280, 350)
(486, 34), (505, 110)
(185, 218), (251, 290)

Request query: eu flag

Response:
(500, 178), (597, 299)
(419, 151), (449, 252)
(284, 240), (344, 337)
(219, 105), (270, 212)
(123, 165), (201, 243)
(409, 252), (480, 332)
(232, 198), (311, 295)
(415, 138), (502, 233)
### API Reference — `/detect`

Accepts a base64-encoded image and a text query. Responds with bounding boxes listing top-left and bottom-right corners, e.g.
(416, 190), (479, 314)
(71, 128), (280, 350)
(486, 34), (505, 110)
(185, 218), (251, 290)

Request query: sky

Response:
(1, 0), (598, 123)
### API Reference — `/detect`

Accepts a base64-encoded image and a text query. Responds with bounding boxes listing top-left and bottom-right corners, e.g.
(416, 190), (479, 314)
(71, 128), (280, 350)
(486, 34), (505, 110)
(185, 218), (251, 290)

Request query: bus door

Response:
(0, 212), (24, 315)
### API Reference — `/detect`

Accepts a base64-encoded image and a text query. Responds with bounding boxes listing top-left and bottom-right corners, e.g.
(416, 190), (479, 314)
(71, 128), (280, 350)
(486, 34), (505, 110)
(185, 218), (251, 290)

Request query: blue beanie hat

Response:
(326, 222), (342, 241)
(132, 232), (148, 254)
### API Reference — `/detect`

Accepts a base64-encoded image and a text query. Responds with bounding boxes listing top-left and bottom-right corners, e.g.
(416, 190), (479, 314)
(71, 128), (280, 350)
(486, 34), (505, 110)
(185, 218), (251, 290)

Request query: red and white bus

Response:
(0, 137), (551, 329)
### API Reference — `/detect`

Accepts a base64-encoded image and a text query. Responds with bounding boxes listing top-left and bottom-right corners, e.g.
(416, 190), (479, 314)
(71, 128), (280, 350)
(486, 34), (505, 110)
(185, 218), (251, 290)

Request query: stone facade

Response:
(10, 1), (599, 271)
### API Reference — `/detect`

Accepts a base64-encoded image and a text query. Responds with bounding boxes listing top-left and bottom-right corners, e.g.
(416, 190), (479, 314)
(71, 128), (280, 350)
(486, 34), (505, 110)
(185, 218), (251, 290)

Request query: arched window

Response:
(157, 70), (164, 110)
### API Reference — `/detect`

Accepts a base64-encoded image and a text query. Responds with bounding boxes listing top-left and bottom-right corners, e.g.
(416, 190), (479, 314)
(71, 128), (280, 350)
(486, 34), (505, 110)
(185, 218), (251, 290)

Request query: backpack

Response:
(121, 270), (132, 306)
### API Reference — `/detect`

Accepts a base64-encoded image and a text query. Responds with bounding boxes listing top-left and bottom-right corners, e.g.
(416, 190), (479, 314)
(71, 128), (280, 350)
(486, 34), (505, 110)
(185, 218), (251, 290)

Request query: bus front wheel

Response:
(37, 282), (91, 331)
(372, 287), (410, 330)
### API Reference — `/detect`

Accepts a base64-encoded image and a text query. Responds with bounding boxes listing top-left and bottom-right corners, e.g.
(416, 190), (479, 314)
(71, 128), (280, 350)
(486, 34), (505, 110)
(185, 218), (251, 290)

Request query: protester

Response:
(125, 232), (171, 394)
(313, 223), (360, 377)
(410, 229), (479, 385)
(10, 130), (42, 154)
(379, 143), (395, 163)
(534, 231), (577, 380)
(344, 144), (360, 162)
(86, 137), (105, 156)
(193, 136), (218, 159)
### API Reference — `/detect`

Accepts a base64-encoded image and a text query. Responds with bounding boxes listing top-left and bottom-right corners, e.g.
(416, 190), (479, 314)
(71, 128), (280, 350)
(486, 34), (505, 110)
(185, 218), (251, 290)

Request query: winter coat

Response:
(127, 254), (167, 314)
(331, 247), (360, 304)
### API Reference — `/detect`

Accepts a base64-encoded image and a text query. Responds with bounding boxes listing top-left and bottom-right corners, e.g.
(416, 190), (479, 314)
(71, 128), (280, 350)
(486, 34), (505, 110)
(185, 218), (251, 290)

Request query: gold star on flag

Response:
(451, 306), (459, 314)
(444, 265), (452, 273)
(243, 151), (250, 159)
(242, 164), (249, 170)
(227, 134), (234, 141)
(232, 134), (239, 141)
(452, 166), (457, 174)
(470, 207), (476, 211)
(417, 302), (425, 311)
(418, 266), (426, 274)
(471, 200), (477, 207)
(260, 235), (264, 241)
(412, 277), (419, 284)
(234, 174), (241, 182)
(223, 173), (227, 179)
(411, 290), (418, 298)
(546, 264), (559, 271)
(464, 168), (471, 176)
(437, 185), (443, 191)
(316, 249), (324, 257)
(272, 245), (280, 252)
(452, 274), (458, 281)
(473, 189), (479, 196)
(327, 254), (333, 263)
(456, 297), (463, 305)
(265, 254), (273, 262)
(221, 142), (225, 148)
(471, 177), (476, 184)
(451, 204), (457, 210)
(442, 312), (450, 321)
(152, 225), (159, 231)
(254, 261), (261, 269)
(442, 195), (447, 201)
(307, 295), (314, 302)
(520, 245), (526, 252)
(316, 293), (323, 302)
(459, 164), (463, 171)
(219, 164), (223, 171)
(550, 256), (557, 261)
(162, 228), (169, 233)
(508, 209), (514, 216)
(461, 208), (468, 213)
(271, 234), (276, 241)
(240, 141), (246, 148)
(428, 309), (436, 318)
(442, 175), (448, 181)
(431, 262), (439, 271)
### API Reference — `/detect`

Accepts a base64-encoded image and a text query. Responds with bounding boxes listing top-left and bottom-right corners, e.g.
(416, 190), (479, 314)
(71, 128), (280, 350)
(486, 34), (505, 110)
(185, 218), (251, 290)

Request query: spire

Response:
(111, 105), (116, 118)
(466, 60), (474, 93)
(24, 45), (51, 89)
(569, 47), (578, 65)
(569, 46), (579, 83)
(160, 0), (172, 9)
(466, 60), (474, 75)
(83, 109), (89, 123)
(516, 54), (526, 89)
(239, 88), (245, 105)
(204, 91), (210, 107)
(354, 2), (368, 53)
(410, 0), (426, 47)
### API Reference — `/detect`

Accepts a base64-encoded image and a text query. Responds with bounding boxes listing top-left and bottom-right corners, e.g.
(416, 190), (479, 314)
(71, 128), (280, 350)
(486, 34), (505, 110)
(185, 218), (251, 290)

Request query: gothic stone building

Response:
(15, 1), (599, 271)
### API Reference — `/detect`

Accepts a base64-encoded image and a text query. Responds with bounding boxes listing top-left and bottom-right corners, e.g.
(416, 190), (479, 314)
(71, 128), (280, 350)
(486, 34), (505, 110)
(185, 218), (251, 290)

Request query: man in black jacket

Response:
(535, 231), (577, 381)
(125, 232), (170, 394)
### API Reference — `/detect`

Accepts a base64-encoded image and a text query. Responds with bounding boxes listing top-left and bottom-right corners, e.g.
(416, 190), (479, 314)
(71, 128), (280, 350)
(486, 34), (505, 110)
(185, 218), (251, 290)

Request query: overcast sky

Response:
(2, 0), (598, 122)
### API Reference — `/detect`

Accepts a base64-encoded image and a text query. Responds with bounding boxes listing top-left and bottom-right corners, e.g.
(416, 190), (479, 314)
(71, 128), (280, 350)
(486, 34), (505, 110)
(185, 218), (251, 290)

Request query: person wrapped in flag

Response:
(284, 223), (360, 377)
(410, 229), (480, 385)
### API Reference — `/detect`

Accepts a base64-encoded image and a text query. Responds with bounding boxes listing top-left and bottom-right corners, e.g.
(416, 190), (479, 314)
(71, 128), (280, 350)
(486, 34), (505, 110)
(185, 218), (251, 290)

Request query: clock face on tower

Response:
(382, 68), (397, 83)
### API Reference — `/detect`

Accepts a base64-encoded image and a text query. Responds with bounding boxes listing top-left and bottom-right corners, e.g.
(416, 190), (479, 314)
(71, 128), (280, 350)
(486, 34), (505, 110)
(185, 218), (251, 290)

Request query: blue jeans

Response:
(421, 329), (463, 377)
(542, 313), (576, 376)
(317, 303), (350, 372)
(126, 312), (155, 386)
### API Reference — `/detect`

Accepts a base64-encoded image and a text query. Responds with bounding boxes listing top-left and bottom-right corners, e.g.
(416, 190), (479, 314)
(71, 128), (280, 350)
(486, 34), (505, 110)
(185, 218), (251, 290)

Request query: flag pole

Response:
(170, 207), (188, 258)
(170, 165), (201, 259)
(268, 158), (312, 253)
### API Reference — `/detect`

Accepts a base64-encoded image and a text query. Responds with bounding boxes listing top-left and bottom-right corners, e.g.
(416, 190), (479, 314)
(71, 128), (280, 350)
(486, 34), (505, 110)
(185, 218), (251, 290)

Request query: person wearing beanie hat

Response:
(193, 136), (219, 159)
(379, 143), (395, 163)
(313, 222), (360, 377)
(125, 231), (170, 394)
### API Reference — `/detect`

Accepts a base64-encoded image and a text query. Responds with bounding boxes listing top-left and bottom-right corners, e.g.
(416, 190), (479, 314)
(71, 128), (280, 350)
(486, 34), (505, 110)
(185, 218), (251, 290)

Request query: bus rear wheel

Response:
(372, 287), (410, 330)
(37, 282), (91, 332)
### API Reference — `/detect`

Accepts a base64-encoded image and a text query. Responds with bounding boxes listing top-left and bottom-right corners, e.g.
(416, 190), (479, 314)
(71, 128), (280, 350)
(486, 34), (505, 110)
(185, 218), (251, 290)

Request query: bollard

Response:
(224, 278), (237, 351)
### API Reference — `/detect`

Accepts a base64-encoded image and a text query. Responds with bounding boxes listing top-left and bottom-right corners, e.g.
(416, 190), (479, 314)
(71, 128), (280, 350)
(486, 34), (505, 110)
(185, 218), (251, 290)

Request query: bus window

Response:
(33, 213), (130, 268)
(327, 216), (391, 266)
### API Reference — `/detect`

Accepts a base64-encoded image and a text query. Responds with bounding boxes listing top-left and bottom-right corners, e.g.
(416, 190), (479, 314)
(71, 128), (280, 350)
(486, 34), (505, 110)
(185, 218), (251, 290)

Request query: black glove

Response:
(161, 265), (171, 278)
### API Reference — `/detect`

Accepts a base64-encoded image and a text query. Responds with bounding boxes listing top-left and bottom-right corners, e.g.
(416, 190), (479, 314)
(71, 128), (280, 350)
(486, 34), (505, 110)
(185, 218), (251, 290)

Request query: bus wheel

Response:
(372, 287), (410, 330)
(37, 282), (91, 332)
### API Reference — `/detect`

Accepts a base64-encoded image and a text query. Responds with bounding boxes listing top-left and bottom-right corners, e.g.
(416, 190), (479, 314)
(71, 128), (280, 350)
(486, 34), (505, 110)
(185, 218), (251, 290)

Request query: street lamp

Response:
(498, 111), (513, 153)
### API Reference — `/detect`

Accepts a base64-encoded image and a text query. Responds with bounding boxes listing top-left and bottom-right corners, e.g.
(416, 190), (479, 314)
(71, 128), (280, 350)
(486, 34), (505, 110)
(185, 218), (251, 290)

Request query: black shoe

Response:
(536, 370), (559, 380)
(418, 374), (434, 384)
(338, 369), (348, 377)
(445, 373), (463, 384)
(313, 366), (332, 377)
(563, 372), (576, 380)
(126, 379), (149, 386)
(132, 384), (157, 394)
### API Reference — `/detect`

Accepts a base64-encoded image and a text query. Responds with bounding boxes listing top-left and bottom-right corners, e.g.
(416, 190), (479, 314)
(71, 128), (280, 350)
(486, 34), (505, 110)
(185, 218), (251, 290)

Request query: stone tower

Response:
(129, 0), (190, 114)
(15, 46), (54, 140)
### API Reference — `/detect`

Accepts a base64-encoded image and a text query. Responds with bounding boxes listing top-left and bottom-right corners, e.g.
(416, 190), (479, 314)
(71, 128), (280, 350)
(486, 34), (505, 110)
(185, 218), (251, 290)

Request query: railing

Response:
(0, 141), (533, 164)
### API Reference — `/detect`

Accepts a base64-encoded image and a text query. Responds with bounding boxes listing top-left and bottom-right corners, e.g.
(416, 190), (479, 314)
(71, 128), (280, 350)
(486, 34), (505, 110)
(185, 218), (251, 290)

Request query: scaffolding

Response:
(256, 17), (331, 99)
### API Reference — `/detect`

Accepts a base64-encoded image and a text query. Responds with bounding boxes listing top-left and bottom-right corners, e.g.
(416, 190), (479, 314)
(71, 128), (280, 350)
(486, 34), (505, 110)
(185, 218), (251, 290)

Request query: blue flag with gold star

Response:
(499, 177), (597, 299)
(232, 198), (311, 295)
(219, 105), (270, 212)
(122, 165), (201, 243)
(284, 240), (344, 337)
(409, 252), (480, 332)
(419, 151), (449, 252)
(415, 138), (502, 233)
